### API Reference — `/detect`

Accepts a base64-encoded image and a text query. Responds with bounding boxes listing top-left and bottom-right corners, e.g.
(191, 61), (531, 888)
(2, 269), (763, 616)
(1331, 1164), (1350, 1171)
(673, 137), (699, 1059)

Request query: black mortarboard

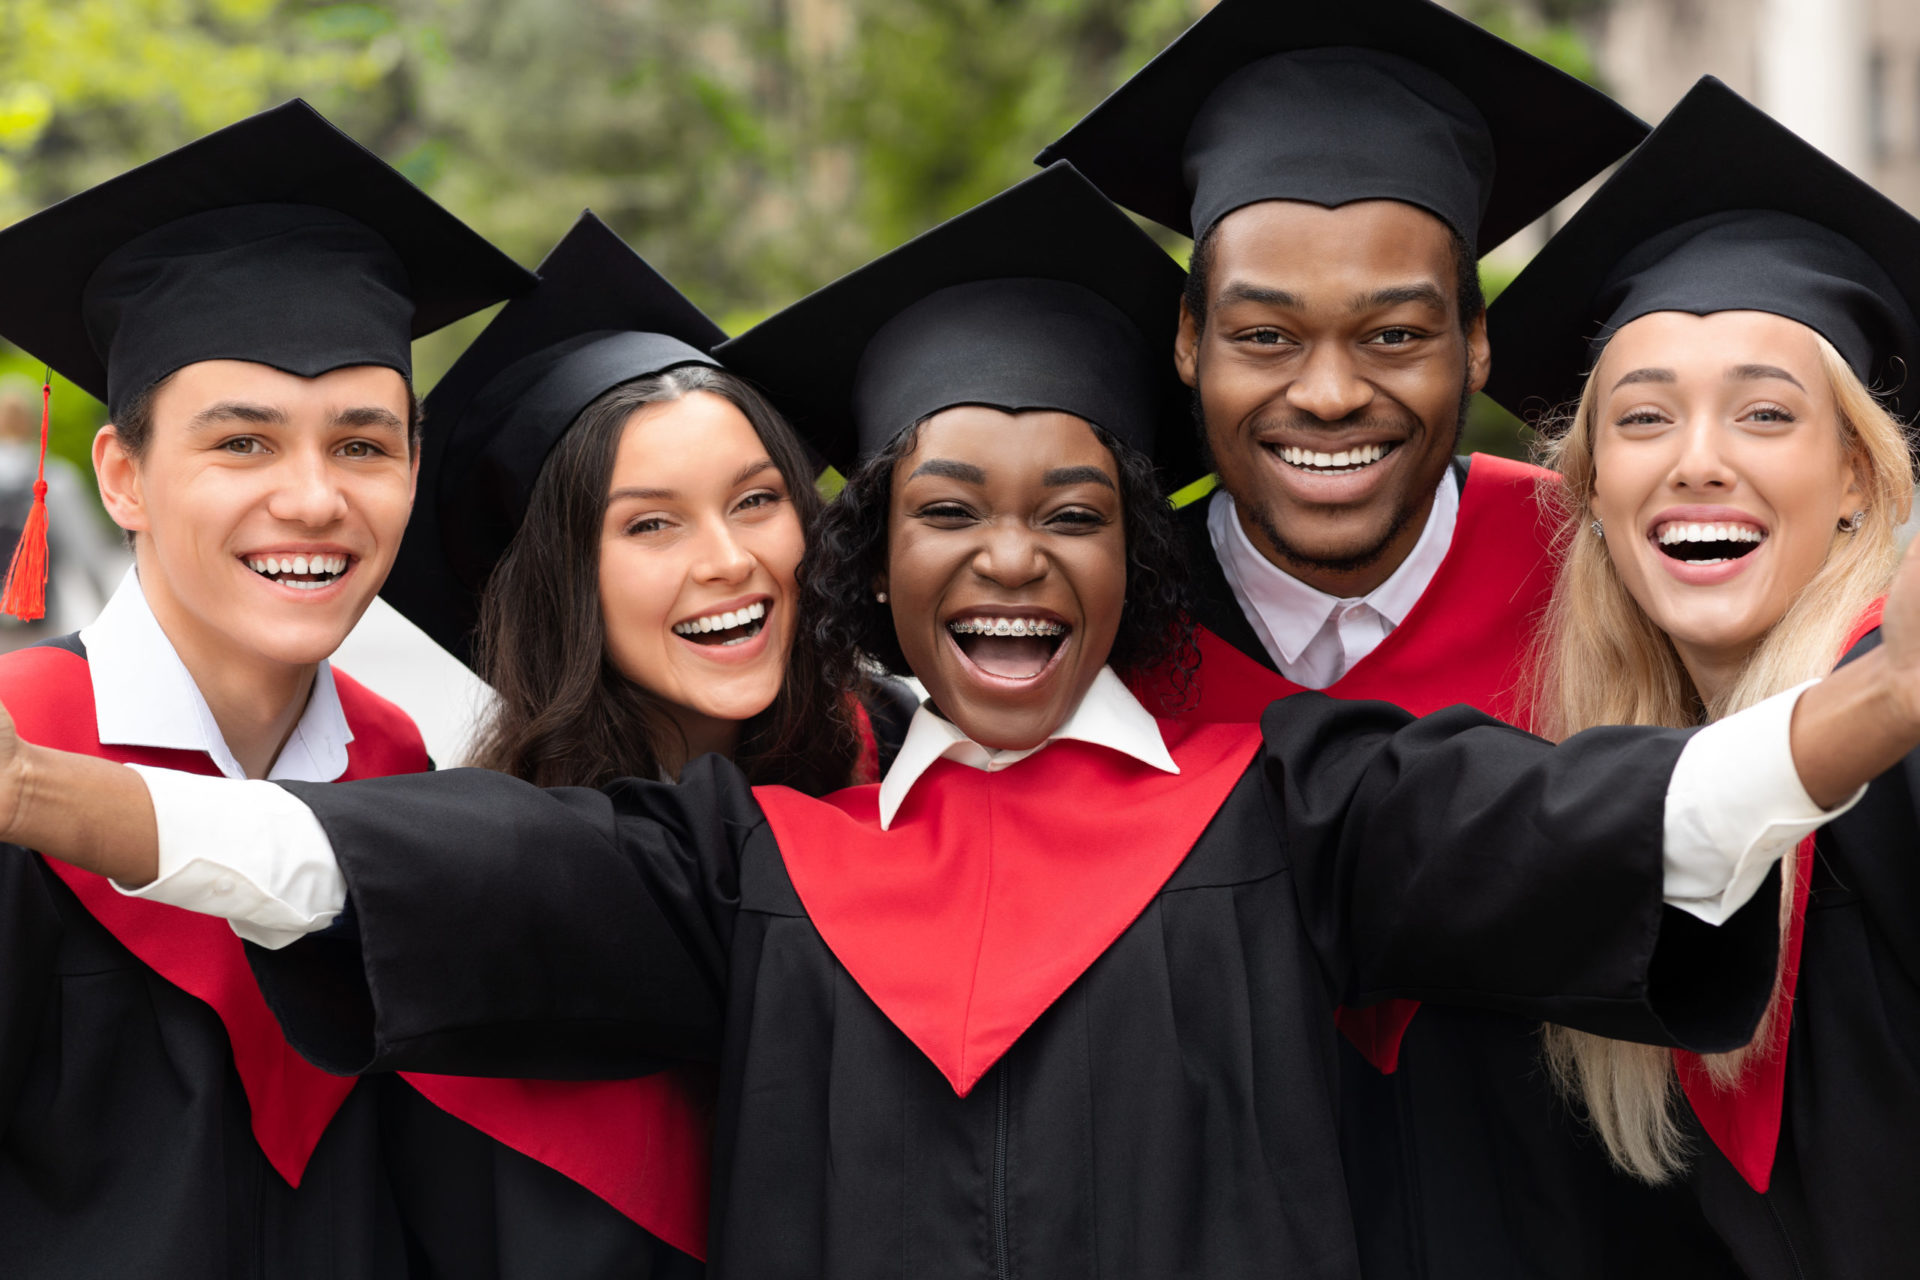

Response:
(387, 210), (725, 663)
(0, 99), (531, 417)
(1485, 77), (1920, 424)
(716, 162), (1192, 480)
(1037, 0), (1647, 251)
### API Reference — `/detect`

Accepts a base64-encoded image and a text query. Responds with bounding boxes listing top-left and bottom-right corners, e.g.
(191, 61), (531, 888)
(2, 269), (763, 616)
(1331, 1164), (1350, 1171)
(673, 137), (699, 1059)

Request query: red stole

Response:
(1146, 454), (1560, 1072)
(0, 643), (424, 1187)
(1674, 598), (1887, 1194)
(4, 643), (716, 1256)
(756, 720), (1264, 1095)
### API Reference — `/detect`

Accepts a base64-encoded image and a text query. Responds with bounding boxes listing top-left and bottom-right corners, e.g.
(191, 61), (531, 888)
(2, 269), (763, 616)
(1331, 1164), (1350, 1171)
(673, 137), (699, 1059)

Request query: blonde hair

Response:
(1530, 331), (1913, 1183)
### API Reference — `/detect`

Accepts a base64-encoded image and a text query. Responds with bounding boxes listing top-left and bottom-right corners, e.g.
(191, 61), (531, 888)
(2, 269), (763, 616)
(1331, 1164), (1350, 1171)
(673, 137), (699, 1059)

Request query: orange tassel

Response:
(2, 370), (52, 621)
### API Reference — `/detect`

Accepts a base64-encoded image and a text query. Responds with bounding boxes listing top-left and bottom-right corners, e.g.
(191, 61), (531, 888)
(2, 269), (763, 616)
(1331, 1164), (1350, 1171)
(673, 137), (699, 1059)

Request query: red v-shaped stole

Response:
(1674, 598), (1886, 1193)
(1139, 454), (1560, 1073)
(757, 719), (1263, 1096)
(0, 644), (423, 1186)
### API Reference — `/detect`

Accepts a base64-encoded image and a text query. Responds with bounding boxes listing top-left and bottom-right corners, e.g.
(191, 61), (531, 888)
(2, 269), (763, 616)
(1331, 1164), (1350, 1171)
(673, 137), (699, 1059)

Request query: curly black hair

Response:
(804, 419), (1199, 711)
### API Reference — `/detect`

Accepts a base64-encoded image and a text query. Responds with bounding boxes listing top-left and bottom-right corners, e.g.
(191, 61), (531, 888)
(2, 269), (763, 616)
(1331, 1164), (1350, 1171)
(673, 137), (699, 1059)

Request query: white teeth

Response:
(249, 553), (349, 583)
(1656, 521), (1766, 546)
(673, 600), (769, 636)
(945, 616), (1068, 637)
(1278, 443), (1390, 471)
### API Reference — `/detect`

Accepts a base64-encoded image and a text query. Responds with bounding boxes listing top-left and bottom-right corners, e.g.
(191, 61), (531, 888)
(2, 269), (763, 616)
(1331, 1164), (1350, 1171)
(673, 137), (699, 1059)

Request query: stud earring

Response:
(1590, 518), (1604, 539)
(1839, 510), (1867, 533)
(875, 590), (889, 603)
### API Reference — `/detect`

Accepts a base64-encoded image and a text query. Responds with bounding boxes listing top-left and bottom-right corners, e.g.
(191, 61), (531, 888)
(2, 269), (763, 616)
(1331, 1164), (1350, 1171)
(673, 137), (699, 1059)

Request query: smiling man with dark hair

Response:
(1042, 1), (1748, 1275)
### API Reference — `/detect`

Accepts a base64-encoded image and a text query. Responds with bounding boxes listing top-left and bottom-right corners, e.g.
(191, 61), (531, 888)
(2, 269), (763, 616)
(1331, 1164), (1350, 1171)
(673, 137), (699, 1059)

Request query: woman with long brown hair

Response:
(367, 213), (900, 1279)
(1491, 80), (1920, 1278)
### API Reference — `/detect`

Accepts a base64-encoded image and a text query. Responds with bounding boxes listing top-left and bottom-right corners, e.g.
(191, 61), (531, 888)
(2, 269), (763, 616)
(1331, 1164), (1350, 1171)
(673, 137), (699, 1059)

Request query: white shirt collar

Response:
(79, 567), (353, 782)
(1206, 469), (1459, 666)
(877, 666), (1178, 829)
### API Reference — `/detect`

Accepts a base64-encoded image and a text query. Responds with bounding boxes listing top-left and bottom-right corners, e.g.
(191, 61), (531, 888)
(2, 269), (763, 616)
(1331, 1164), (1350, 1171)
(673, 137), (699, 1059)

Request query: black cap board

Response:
(387, 210), (726, 664)
(716, 162), (1194, 481)
(0, 99), (533, 417)
(1485, 77), (1920, 425)
(1037, 0), (1648, 251)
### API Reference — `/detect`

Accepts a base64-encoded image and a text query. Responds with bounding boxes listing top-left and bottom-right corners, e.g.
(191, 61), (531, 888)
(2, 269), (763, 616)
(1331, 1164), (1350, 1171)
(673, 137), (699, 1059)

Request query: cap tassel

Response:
(2, 369), (53, 621)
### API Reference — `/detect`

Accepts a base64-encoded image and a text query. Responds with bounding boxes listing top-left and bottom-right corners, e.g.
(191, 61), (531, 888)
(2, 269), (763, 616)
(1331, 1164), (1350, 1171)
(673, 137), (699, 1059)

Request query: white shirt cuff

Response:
(116, 765), (347, 950)
(1663, 680), (1865, 925)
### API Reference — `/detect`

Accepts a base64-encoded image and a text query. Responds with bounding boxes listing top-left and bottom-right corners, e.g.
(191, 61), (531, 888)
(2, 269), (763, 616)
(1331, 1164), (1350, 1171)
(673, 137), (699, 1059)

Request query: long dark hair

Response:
(468, 364), (863, 794)
(804, 419), (1197, 705)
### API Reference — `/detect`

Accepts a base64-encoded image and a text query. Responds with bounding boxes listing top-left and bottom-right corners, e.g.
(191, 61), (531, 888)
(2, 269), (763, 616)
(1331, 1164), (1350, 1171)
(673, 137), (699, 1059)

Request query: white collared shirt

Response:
(83, 567), (355, 939)
(125, 665), (1857, 949)
(877, 667), (1178, 828)
(1208, 472), (1458, 688)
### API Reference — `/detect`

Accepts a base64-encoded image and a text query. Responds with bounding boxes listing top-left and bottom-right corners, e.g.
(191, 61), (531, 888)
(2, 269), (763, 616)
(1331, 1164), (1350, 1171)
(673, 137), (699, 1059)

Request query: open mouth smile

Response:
(1651, 519), (1768, 566)
(246, 553), (351, 592)
(945, 612), (1071, 682)
(1268, 441), (1399, 476)
(672, 600), (769, 647)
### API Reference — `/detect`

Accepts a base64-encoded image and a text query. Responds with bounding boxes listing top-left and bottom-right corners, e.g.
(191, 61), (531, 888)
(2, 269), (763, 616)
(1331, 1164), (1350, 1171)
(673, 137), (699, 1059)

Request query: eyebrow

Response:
(1611, 367), (1677, 391)
(1216, 282), (1301, 309)
(1355, 283), (1448, 314)
(1728, 364), (1805, 390)
(909, 458), (988, 484)
(605, 458), (781, 505)
(333, 406), (407, 431)
(189, 401), (287, 428)
(1042, 465), (1115, 490)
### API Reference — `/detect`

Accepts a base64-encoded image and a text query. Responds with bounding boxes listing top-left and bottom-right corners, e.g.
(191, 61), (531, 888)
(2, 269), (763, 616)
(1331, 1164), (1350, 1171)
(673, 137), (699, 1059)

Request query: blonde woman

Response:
(1488, 79), (1920, 1279)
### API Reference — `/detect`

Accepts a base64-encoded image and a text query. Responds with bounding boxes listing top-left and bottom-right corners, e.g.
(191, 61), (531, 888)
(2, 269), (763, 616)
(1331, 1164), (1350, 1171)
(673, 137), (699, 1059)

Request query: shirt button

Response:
(212, 875), (235, 895)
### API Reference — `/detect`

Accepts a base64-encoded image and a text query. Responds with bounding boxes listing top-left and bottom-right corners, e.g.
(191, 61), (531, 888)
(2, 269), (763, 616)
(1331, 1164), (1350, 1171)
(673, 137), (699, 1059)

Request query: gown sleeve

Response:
(245, 755), (758, 1080)
(1262, 694), (1781, 1055)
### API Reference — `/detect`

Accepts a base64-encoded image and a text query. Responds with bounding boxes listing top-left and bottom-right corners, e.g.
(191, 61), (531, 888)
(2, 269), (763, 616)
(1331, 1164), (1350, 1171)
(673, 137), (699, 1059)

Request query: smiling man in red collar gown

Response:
(0, 101), (534, 1277)
(1042, 1), (1741, 1275)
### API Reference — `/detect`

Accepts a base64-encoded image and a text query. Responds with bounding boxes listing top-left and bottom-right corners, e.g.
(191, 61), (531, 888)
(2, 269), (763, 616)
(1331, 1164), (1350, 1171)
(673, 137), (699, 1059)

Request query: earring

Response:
(874, 590), (889, 603)
(1590, 518), (1604, 539)
(1839, 510), (1867, 533)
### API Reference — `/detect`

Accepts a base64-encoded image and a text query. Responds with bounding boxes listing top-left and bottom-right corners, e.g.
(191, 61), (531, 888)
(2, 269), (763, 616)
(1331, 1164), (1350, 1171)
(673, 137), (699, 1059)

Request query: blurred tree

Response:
(0, 0), (1608, 480)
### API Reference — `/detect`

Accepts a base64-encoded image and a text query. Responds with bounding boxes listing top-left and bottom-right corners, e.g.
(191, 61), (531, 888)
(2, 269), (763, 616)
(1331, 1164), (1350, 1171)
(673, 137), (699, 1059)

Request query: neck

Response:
(1672, 637), (1759, 715)
(659, 705), (743, 776)
(1242, 484), (1438, 599)
(136, 569), (318, 780)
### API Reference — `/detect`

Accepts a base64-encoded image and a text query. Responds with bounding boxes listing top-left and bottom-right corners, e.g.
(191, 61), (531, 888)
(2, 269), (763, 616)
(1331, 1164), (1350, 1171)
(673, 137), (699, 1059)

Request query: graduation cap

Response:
(1037, 0), (1648, 252)
(0, 98), (532, 417)
(716, 161), (1194, 481)
(1485, 77), (1920, 425)
(386, 210), (726, 663)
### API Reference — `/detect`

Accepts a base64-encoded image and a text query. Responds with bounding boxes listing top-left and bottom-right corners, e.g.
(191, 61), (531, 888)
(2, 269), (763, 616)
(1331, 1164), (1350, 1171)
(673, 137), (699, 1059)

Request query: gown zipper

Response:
(993, 1065), (1012, 1280)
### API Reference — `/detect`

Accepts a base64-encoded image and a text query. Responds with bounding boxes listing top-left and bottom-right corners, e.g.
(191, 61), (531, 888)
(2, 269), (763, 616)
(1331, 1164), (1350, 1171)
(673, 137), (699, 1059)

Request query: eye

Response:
(1237, 327), (1288, 347)
(735, 489), (786, 514)
(624, 515), (670, 536)
(336, 439), (387, 458)
(1046, 506), (1108, 530)
(1613, 407), (1670, 427)
(1368, 327), (1421, 347)
(1743, 403), (1797, 425)
(912, 501), (976, 525)
(220, 436), (264, 455)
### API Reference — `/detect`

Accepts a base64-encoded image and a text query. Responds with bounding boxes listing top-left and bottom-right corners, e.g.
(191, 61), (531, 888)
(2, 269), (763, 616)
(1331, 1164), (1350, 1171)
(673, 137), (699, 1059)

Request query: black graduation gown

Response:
(380, 676), (916, 1280)
(0, 636), (411, 1280)
(247, 692), (1778, 1280)
(1174, 463), (1740, 1279)
(1681, 628), (1920, 1279)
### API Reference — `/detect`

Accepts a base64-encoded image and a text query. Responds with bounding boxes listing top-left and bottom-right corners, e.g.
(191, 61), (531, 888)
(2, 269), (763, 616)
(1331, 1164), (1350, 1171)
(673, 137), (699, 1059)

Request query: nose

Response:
(690, 517), (757, 585)
(1285, 342), (1375, 423)
(265, 444), (349, 528)
(1666, 413), (1737, 494)
(971, 519), (1047, 589)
